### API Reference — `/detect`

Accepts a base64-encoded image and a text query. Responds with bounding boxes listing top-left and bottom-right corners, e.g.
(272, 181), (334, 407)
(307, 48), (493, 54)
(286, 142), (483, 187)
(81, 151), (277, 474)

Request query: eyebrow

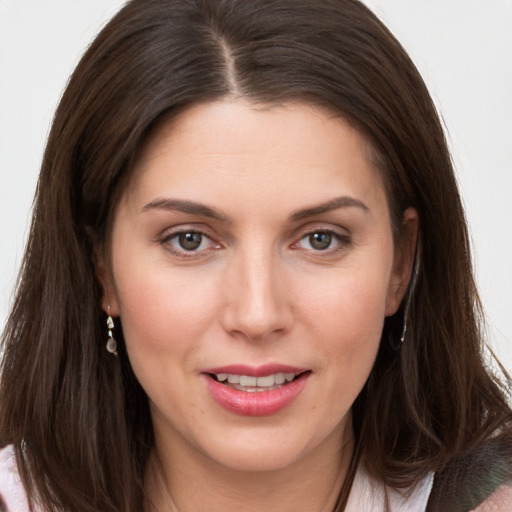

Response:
(142, 198), (228, 222)
(290, 196), (369, 222)
(141, 195), (369, 223)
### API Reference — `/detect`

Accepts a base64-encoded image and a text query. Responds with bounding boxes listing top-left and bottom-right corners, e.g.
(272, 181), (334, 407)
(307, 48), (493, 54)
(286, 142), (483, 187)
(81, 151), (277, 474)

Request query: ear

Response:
(385, 207), (419, 316)
(94, 243), (121, 317)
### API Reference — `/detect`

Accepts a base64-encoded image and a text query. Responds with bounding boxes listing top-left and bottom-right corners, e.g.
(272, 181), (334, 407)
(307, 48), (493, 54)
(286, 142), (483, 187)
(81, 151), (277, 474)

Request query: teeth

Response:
(256, 375), (275, 387)
(214, 372), (298, 388)
(239, 375), (257, 386)
(275, 373), (286, 385)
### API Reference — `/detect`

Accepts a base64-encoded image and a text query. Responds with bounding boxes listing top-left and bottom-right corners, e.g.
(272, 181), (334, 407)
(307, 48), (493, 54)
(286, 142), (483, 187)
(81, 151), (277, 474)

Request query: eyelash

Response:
(158, 228), (351, 258)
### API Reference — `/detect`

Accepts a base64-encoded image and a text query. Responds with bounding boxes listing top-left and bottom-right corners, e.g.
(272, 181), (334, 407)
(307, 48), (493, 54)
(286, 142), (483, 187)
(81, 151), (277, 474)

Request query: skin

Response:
(99, 100), (418, 511)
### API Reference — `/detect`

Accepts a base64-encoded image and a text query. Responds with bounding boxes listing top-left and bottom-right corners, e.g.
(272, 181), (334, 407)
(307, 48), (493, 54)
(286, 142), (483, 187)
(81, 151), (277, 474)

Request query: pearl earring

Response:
(106, 307), (118, 356)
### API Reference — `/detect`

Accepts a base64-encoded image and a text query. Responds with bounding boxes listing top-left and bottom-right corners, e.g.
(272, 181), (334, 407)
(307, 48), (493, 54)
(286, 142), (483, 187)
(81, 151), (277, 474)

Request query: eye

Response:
(177, 232), (204, 251)
(162, 230), (216, 254)
(296, 230), (347, 252)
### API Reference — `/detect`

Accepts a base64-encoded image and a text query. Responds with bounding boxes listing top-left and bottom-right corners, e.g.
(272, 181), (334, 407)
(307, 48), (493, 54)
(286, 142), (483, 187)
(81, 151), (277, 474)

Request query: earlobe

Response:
(385, 207), (419, 316)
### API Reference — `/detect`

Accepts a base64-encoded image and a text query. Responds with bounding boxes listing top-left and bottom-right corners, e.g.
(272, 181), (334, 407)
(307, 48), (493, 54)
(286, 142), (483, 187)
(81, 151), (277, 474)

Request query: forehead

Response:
(124, 100), (388, 215)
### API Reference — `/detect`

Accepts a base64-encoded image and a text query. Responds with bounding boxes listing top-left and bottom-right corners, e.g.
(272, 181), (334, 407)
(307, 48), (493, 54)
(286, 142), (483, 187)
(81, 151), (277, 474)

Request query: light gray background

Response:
(1, 1), (511, 370)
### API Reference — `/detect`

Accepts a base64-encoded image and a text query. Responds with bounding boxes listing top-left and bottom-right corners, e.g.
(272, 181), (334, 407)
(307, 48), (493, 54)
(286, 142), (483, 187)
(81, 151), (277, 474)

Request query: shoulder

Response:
(428, 436), (512, 512)
(346, 460), (434, 511)
(471, 483), (512, 512)
(0, 445), (31, 512)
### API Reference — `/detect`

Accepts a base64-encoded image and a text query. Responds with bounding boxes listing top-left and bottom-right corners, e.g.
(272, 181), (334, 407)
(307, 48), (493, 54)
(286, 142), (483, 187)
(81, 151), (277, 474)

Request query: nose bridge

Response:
(222, 239), (290, 340)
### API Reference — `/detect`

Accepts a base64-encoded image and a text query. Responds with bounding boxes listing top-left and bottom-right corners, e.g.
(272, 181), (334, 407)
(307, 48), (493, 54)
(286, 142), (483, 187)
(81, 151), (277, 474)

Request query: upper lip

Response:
(202, 364), (308, 377)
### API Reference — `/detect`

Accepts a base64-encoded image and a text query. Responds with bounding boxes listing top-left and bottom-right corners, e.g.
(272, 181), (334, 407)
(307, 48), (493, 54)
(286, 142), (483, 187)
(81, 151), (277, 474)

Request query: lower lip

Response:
(203, 373), (310, 416)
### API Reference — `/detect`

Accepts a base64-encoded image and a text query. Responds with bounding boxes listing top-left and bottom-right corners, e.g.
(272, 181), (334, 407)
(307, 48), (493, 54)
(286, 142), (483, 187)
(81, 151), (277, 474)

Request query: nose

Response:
(221, 248), (293, 341)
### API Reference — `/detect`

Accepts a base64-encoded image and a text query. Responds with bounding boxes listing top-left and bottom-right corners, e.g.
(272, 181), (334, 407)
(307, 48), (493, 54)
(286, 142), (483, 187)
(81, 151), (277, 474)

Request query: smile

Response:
(203, 366), (311, 416)
(212, 372), (299, 392)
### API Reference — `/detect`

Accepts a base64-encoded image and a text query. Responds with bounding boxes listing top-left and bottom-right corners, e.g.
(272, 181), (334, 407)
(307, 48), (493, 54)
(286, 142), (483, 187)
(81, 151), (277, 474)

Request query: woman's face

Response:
(102, 100), (416, 474)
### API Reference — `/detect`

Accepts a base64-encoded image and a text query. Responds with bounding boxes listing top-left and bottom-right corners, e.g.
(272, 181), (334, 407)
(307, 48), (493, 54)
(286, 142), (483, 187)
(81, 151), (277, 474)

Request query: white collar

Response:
(345, 461), (434, 512)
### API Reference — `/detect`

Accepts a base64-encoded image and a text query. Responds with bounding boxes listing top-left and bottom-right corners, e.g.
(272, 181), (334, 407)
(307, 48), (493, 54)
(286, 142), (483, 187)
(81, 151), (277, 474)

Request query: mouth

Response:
(202, 364), (311, 415)
(208, 371), (310, 393)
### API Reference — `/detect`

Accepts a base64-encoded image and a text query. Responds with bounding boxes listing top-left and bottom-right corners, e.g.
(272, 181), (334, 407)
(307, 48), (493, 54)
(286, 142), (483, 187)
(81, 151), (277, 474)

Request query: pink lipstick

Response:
(202, 364), (310, 416)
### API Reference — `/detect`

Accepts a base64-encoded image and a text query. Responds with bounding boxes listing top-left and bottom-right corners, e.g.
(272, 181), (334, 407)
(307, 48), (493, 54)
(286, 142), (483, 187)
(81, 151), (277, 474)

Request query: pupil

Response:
(179, 232), (202, 250)
(310, 232), (331, 250)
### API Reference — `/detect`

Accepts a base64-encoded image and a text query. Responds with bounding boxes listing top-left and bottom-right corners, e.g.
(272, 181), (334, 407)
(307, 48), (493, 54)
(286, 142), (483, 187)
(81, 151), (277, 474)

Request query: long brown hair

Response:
(1, 1), (511, 511)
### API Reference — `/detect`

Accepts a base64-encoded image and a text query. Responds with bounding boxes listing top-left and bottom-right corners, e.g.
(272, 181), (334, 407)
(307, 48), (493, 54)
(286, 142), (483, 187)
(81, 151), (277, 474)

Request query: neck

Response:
(144, 421), (355, 512)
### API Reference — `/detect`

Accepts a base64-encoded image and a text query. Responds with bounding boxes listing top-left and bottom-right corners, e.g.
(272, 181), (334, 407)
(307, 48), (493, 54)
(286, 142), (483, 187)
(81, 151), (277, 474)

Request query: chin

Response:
(195, 422), (339, 474)
(210, 443), (307, 473)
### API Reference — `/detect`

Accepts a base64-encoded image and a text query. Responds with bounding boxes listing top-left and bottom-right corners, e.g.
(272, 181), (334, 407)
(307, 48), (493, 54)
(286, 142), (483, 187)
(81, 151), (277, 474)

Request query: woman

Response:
(0, 0), (511, 510)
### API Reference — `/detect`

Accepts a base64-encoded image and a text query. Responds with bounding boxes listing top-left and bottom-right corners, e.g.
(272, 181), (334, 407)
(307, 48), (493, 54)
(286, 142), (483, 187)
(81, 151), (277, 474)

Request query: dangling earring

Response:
(399, 244), (421, 345)
(106, 307), (118, 356)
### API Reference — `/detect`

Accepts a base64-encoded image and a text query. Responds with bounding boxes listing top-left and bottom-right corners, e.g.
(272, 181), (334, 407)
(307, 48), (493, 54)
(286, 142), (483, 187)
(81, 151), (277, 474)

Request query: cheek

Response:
(113, 261), (219, 355)
(310, 276), (387, 415)
(302, 266), (390, 339)
(113, 267), (221, 415)
(299, 265), (390, 387)
(323, 284), (385, 374)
